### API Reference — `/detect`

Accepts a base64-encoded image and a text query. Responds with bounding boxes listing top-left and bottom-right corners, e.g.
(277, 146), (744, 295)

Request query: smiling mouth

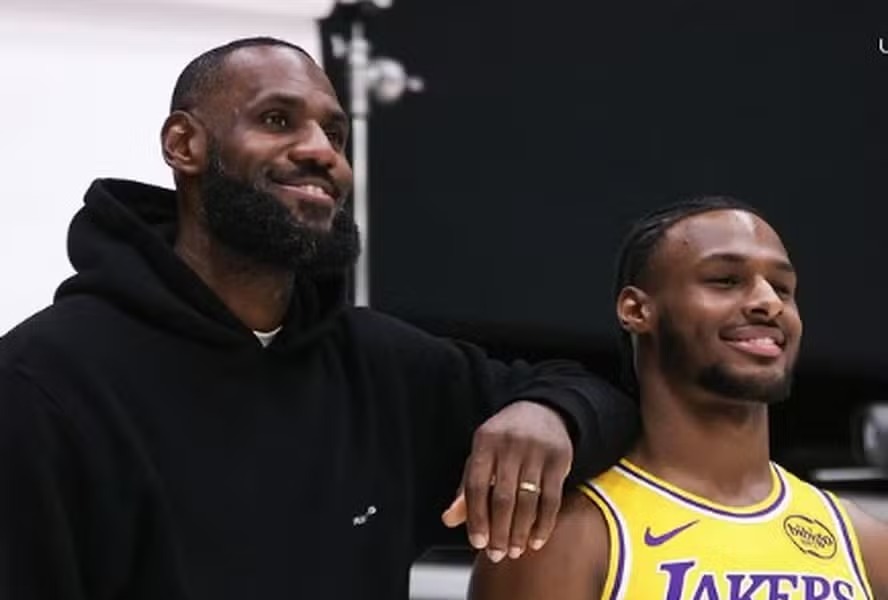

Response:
(270, 181), (339, 225)
(277, 182), (336, 207)
(724, 337), (783, 359)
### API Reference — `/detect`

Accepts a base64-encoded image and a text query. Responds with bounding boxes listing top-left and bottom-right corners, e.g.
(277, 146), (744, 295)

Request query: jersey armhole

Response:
(817, 489), (875, 600)
(578, 482), (626, 600)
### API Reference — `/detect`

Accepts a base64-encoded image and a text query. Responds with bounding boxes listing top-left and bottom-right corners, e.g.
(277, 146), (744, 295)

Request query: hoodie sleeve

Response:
(0, 366), (184, 600)
(0, 366), (88, 599)
(392, 329), (640, 550)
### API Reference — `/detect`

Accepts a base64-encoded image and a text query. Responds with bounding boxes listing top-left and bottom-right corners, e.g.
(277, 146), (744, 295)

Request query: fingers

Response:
(528, 456), (569, 551)
(441, 491), (466, 528)
(462, 435), (495, 550)
(484, 447), (522, 563)
(459, 402), (574, 562)
(505, 459), (544, 559)
(481, 447), (570, 561)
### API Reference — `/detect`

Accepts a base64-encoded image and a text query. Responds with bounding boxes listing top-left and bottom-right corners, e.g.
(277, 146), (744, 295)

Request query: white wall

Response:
(0, 0), (335, 333)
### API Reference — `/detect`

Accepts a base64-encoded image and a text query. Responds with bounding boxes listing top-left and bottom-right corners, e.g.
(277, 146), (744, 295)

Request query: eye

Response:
(706, 275), (740, 288)
(324, 126), (347, 149)
(262, 112), (290, 130)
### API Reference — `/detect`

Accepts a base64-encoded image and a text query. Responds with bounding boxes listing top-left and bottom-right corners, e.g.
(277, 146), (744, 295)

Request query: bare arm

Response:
(842, 499), (888, 599)
(468, 491), (608, 600)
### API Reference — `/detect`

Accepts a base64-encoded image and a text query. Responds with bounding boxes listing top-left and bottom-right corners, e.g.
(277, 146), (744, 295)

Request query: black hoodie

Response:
(0, 179), (638, 600)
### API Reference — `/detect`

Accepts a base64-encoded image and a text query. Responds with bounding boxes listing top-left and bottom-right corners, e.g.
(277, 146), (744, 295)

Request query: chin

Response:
(292, 208), (336, 231)
(304, 220), (335, 234)
(735, 362), (787, 380)
(698, 364), (793, 405)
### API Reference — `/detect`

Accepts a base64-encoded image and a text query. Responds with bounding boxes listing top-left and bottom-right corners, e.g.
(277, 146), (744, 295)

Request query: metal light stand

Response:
(332, 0), (423, 307)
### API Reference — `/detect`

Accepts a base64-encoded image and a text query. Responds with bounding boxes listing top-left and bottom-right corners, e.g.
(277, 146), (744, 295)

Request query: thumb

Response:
(441, 490), (467, 528)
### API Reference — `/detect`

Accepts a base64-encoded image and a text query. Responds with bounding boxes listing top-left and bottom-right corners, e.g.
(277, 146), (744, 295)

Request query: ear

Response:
(616, 285), (654, 335)
(161, 111), (207, 176)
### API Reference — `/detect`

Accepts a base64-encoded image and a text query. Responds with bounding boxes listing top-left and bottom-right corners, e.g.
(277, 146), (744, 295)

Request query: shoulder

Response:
(346, 308), (449, 345)
(345, 307), (483, 366)
(1, 296), (113, 358)
(1, 296), (119, 376)
(468, 489), (608, 600)
(0, 297), (136, 430)
(345, 307), (435, 340)
(839, 497), (888, 596)
(1, 304), (76, 374)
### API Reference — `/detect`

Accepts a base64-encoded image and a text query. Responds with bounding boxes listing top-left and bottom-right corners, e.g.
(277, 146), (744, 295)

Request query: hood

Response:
(55, 178), (348, 350)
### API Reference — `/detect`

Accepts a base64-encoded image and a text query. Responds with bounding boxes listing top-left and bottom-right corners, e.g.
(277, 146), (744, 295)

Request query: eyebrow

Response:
(699, 252), (795, 274)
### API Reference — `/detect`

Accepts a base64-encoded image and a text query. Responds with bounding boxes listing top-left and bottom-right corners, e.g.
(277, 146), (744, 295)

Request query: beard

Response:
(199, 145), (361, 276)
(658, 312), (793, 405)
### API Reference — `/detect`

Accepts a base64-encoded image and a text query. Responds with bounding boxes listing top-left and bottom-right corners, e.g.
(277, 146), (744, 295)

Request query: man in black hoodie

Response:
(0, 37), (637, 599)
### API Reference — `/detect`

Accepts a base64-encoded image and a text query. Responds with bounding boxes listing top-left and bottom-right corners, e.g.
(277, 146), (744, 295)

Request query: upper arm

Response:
(468, 490), (608, 600)
(0, 365), (87, 597)
(0, 361), (184, 599)
(842, 498), (888, 598)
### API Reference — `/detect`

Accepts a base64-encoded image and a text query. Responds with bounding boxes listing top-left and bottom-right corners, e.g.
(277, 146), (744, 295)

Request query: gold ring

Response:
(518, 481), (541, 494)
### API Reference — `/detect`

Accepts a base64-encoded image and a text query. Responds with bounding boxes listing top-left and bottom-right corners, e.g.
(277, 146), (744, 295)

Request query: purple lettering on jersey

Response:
(659, 562), (857, 600)
(762, 574), (798, 600)
(660, 560), (697, 600)
(726, 574), (766, 600)
(692, 573), (720, 600)
(801, 576), (830, 600)
(833, 580), (854, 600)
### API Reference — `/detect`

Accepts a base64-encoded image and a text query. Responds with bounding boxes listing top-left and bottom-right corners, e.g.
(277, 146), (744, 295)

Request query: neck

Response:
(174, 218), (294, 332)
(630, 369), (774, 507)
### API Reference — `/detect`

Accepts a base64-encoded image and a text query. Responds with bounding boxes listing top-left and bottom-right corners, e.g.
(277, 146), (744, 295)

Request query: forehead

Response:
(213, 45), (342, 113)
(657, 209), (790, 269)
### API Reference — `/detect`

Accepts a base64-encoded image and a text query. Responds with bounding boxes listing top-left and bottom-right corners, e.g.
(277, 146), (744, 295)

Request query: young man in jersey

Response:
(469, 196), (888, 599)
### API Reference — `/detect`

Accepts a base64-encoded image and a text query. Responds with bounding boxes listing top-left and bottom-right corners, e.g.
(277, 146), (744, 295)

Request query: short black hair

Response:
(170, 36), (314, 112)
(612, 195), (763, 391)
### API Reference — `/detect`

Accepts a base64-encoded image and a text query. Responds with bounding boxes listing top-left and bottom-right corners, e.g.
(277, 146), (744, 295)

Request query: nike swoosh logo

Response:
(644, 520), (700, 547)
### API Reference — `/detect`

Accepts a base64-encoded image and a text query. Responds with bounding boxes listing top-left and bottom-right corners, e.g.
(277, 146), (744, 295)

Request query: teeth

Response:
(295, 184), (331, 199)
(745, 337), (778, 346)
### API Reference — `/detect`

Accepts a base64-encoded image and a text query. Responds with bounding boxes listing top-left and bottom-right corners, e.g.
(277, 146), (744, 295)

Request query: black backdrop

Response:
(323, 1), (888, 469)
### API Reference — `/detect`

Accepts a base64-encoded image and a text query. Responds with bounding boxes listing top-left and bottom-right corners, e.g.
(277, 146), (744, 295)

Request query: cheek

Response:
(695, 291), (740, 321)
(667, 290), (733, 331)
(228, 132), (275, 167)
(784, 307), (803, 351)
(669, 306), (732, 354)
(788, 303), (803, 334)
(334, 158), (354, 190)
(220, 147), (259, 180)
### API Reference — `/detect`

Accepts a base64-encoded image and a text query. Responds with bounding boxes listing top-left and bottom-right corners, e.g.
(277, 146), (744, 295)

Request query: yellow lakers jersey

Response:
(579, 459), (874, 600)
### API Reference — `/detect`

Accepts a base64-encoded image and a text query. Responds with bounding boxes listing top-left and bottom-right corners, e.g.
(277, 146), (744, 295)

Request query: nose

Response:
(289, 121), (338, 169)
(743, 276), (783, 320)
